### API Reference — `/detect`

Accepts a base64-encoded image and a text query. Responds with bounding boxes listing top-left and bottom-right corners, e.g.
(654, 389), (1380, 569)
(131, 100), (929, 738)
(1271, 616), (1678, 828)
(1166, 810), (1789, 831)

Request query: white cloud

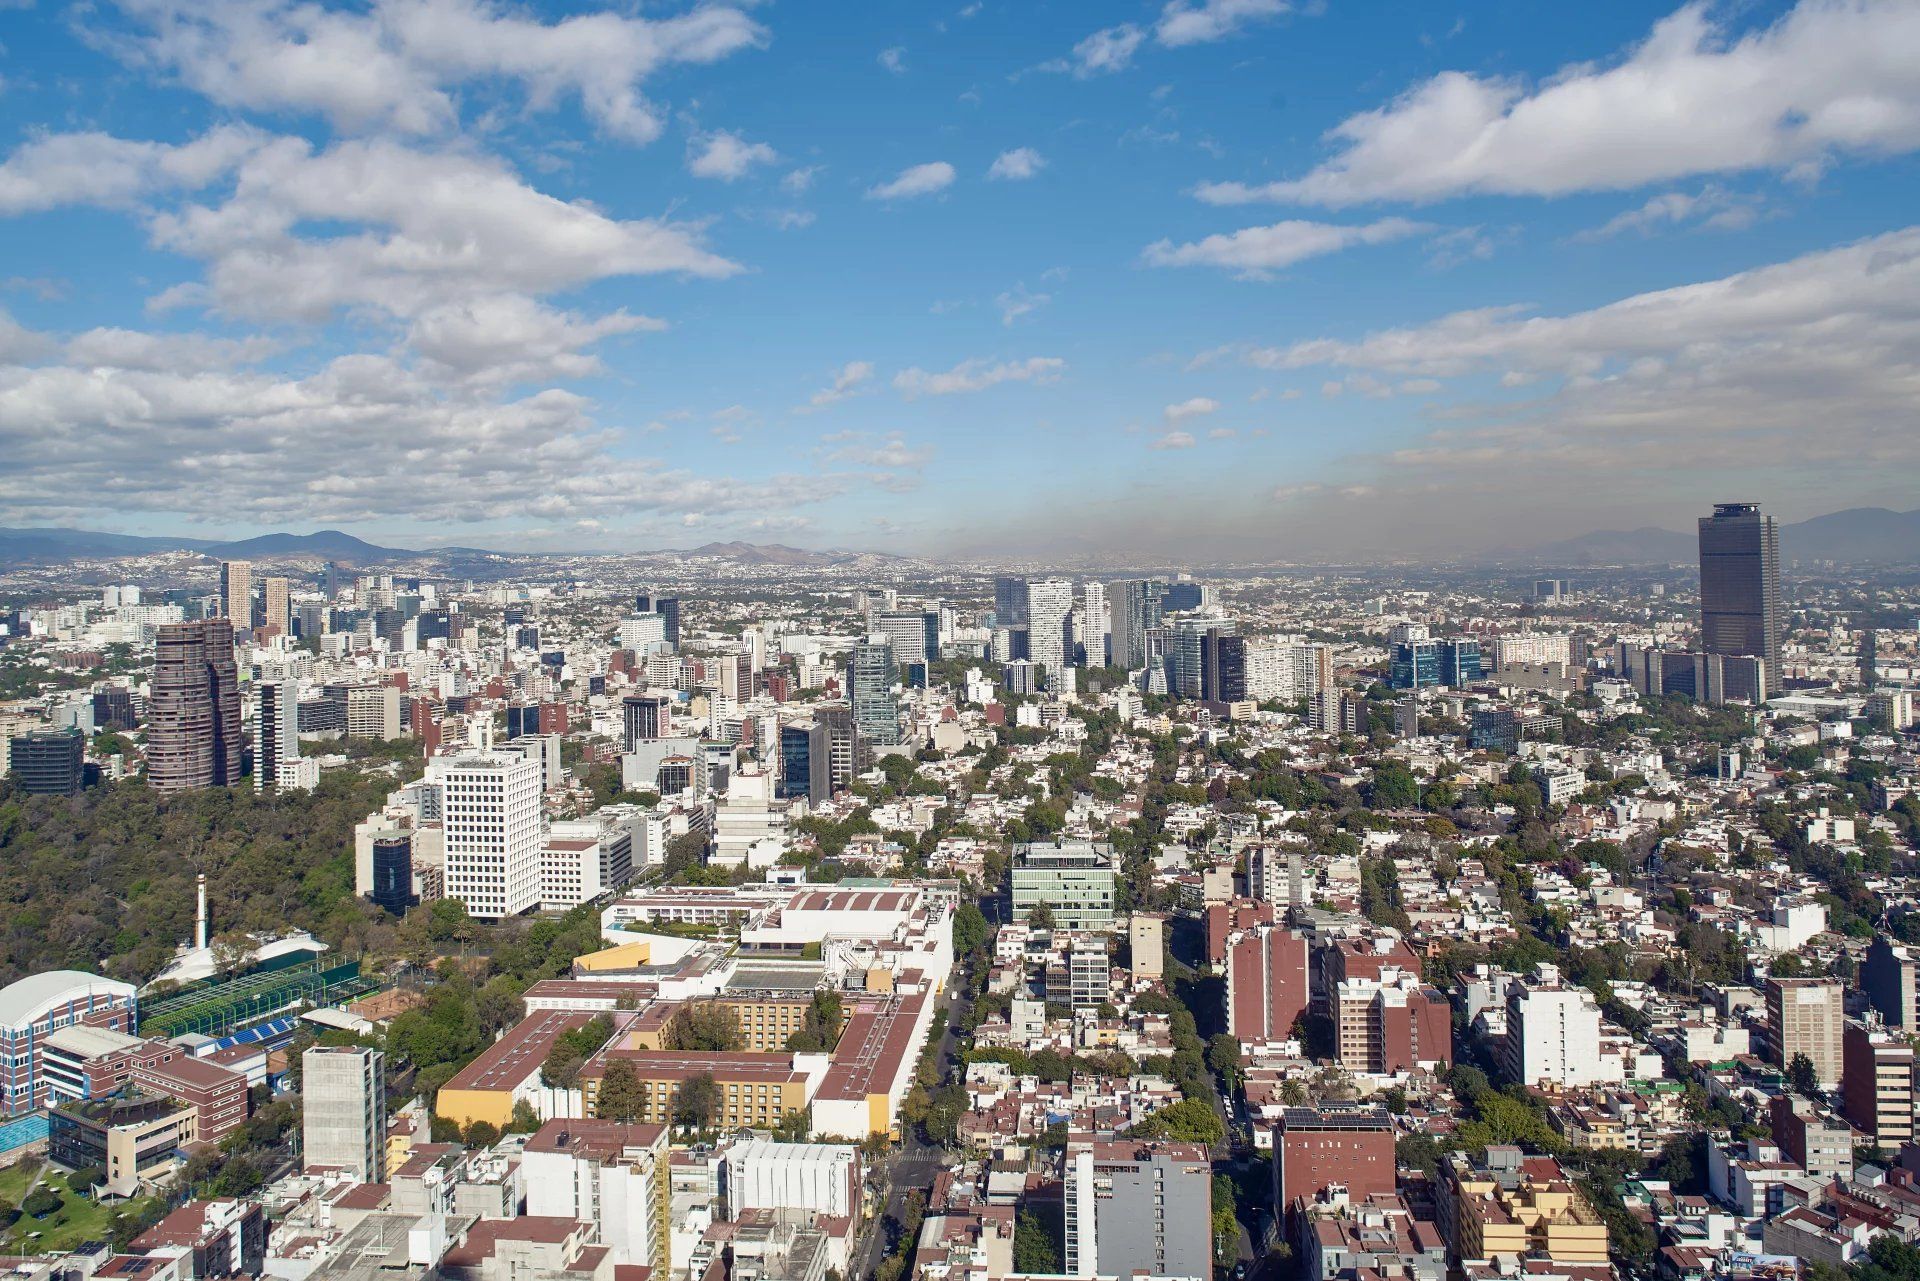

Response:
(1214, 0), (1920, 206)
(781, 166), (819, 194)
(1207, 426), (1236, 439)
(826, 431), (933, 468)
(987, 147), (1045, 180)
(1149, 429), (1195, 449)
(143, 136), (739, 322)
(407, 295), (664, 385)
(1164, 395), (1218, 422)
(103, 0), (768, 144)
(687, 130), (778, 181)
(894, 355), (1064, 397)
(878, 46), (906, 74)
(806, 360), (875, 408)
(865, 161), (955, 200)
(1573, 186), (1761, 241)
(1156, 0), (1288, 47)
(1052, 24), (1145, 77)
(995, 285), (1050, 326)
(0, 126), (264, 214)
(63, 327), (278, 371)
(1142, 217), (1430, 277)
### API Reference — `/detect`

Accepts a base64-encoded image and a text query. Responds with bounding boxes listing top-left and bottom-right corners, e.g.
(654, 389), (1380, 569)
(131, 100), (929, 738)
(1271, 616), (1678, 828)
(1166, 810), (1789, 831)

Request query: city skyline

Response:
(2, 0), (1919, 558)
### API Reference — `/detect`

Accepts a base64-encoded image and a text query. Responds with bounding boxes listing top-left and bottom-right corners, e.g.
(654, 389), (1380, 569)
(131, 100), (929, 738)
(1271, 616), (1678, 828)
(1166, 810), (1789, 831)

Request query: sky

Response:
(0, 0), (1917, 561)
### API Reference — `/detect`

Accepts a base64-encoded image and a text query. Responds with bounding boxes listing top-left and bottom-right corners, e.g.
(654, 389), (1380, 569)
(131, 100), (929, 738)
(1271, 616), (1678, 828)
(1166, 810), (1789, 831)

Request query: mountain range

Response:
(1500, 506), (1920, 566)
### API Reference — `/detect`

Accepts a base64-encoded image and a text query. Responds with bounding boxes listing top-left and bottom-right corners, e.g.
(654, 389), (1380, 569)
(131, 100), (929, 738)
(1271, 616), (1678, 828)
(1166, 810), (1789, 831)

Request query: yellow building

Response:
(1446, 1150), (1609, 1265)
(580, 1049), (809, 1130)
(715, 994), (844, 1053)
(572, 940), (652, 973)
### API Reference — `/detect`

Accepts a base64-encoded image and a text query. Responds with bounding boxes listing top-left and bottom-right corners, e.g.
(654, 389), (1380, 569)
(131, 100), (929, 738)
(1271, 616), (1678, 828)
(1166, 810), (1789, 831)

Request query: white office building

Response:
(722, 1139), (860, 1220)
(1501, 964), (1611, 1089)
(430, 751), (544, 918)
(1028, 579), (1074, 677)
(253, 679), (303, 792)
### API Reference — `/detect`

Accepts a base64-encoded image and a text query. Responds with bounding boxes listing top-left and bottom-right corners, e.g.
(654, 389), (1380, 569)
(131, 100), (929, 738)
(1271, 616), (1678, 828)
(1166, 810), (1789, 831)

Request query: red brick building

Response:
(1207, 899), (1275, 966)
(1273, 1107), (1396, 1207)
(1225, 925), (1309, 1041)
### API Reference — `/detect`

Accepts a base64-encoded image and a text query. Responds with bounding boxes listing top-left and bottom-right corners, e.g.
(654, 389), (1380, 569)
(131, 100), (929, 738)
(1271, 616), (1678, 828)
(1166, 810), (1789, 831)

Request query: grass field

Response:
(0, 1156), (167, 1254)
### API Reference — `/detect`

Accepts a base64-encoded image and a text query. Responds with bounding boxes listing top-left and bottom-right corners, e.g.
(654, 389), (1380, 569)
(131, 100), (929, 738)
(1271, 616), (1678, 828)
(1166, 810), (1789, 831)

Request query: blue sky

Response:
(1, 0), (1917, 559)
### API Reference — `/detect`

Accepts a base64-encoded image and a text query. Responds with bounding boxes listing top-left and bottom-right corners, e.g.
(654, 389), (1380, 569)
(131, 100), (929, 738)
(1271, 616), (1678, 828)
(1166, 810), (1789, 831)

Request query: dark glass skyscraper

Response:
(993, 577), (1030, 629)
(1699, 502), (1781, 696)
(848, 634), (902, 746)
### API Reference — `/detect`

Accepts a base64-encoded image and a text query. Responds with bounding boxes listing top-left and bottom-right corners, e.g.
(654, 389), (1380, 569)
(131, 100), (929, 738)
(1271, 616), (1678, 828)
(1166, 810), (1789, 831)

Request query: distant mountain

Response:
(0, 527), (217, 563)
(1508, 507), (1920, 567)
(200, 529), (418, 561)
(683, 541), (872, 566)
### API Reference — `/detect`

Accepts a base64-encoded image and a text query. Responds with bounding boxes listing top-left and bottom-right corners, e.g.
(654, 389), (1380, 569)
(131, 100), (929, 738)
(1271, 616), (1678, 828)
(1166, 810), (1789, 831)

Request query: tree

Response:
(464, 1120), (501, 1148)
(1127, 1097), (1224, 1146)
(1788, 1053), (1821, 1098)
(509, 1099), (541, 1134)
(597, 1060), (646, 1123)
(1206, 1034), (1243, 1090)
(21, 1189), (61, 1218)
(1026, 903), (1057, 929)
(674, 1072), (720, 1130)
(664, 1001), (744, 1053)
(1013, 1208), (1062, 1274)
(952, 901), (990, 957)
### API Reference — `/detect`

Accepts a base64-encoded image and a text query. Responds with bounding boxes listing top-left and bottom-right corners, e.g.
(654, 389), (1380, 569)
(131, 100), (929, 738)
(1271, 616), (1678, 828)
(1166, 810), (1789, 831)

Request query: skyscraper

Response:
(1699, 502), (1782, 695)
(253, 679), (301, 792)
(993, 576), (1029, 629)
(262, 576), (290, 638)
(431, 751), (544, 918)
(1027, 578), (1074, 678)
(848, 635), (901, 746)
(1082, 582), (1108, 666)
(1107, 579), (1160, 671)
(7, 727), (85, 796)
(148, 620), (242, 792)
(219, 560), (252, 627)
(875, 609), (939, 667)
(654, 597), (681, 648)
(778, 720), (831, 805)
(622, 693), (672, 749)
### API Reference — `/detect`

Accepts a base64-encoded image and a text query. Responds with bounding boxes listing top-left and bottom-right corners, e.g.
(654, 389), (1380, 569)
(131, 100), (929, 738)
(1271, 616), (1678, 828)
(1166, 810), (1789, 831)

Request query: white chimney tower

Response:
(195, 873), (209, 951)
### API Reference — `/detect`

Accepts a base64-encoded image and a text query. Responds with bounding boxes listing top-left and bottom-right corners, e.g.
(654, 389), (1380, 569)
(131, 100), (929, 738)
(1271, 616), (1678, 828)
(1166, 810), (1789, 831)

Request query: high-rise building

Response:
(813, 702), (868, 791)
(875, 610), (939, 668)
(1026, 579), (1074, 677)
(1502, 965), (1607, 1089)
(301, 1046), (385, 1182)
(1865, 935), (1920, 1028)
(1127, 914), (1164, 981)
(1767, 977), (1844, 1088)
(993, 576), (1030, 629)
(654, 597), (681, 648)
(1272, 1108), (1396, 1207)
(1200, 629), (1247, 704)
(1699, 502), (1783, 695)
(1107, 579), (1160, 671)
(1843, 1019), (1914, 1147)
(1063, 1138), (1211, 1281)
(1011, 842), (1115, 929)
(262, 576), (290, 638)
(252, 680), (301, 792)
(848, 635), (901, 747)
(431, 751), (544, 918)
(148, 620), (242, 792)
(219, 560), (252, 628)
(622, 694), (672, 749)
(778, 721), (831, 806)
(1334, 968), (1452, 1074)
(7, 727), (85, 796)
(1225, 925), (1309, 1041)
(1082, 582), (1109, 667)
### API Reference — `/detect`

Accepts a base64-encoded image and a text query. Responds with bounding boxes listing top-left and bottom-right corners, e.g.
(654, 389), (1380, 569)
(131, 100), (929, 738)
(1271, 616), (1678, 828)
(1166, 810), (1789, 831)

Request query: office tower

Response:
(778, 721), (831, 805)
(1168, 616), (1233, 700)
(369, 833), (416, 914)
(1225, 925), (1309, 1041)
(993, 576), (1029, 628)
(618, 613), (667, 653)
(1011, 842), (1116, 929)
(302, 1046), (386, 1182)
(1865, 936), (1920, 1028)
(848, 635), (901, 746)
(431, 751), (544, 918)
(621, 694), (672, 751)
(634, 591), (652, 613)
(813, 702), (868, 791)
(91, 687), (137, 733)
(1768, 978), (1845, 1087)
(7, 727), (85, 796)
(1107, 579), (1158, 671)
(1699, 501), (1783, 695)
(252, 680), (300, 792)
(323, 561), (341, 601)
(1082, 582), (1108, 666)
(262, 576), (290, 638)
(148, 620), (242, 792)
(1844, 1019), (1915, 1147)
(219, 560), (252, 627)
(1025, 579), (1073, 677)
(1334, 968), (1452, 1073)
(876, 610), (939, 668)
(1063, 1138), (1211, 1281)
(1199, 629), (1246, 703)
(345, 685), (403, 740)
(654, 597), (681, 648)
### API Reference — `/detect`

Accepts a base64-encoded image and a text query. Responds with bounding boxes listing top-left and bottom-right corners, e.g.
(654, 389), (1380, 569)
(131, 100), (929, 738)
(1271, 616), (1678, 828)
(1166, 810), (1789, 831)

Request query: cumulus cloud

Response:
(687, 130), (777, 181)
(987, 147), (1045, 180)
(140, 136), (739, 322)
(0, 126), (264, 214)
(1163, 396), (1218, 422)
(1049, 25), (1146, 77)
(893, 355), (1064, 397)
(407, 295), (665, 385)
(1156, 0), (1289, 47)
(1142, 217), (1430, 277)
(825, 431), (933, 468)
(1203, 0), (1920, 206)
(101, 0), (767, 144)
(1149, 429), (1195, 449)
(866, 161), (955, 200)
(805, 360), (875, 408)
